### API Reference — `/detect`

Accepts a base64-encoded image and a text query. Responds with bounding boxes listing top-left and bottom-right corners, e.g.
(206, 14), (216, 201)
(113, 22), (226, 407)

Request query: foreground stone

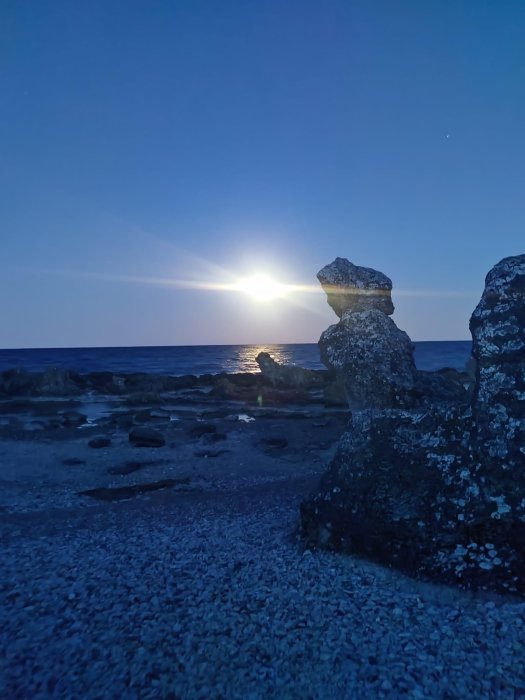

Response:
(88, 437), (111, 449)
(302, 255), (525, 595)
(128, 427), (166, 448)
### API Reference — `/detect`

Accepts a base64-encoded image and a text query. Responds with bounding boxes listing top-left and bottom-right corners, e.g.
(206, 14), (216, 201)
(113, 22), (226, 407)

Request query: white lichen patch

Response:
(420, 434), (445, 448)
(465, 483), (480, 498)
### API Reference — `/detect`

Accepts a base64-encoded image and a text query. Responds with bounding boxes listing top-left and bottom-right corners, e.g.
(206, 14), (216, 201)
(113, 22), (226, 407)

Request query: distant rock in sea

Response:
(301, 254), (525, 596)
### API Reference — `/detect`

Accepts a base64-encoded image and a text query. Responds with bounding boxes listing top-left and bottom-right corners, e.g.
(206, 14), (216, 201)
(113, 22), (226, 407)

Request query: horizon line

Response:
(0, 339), (473, 352)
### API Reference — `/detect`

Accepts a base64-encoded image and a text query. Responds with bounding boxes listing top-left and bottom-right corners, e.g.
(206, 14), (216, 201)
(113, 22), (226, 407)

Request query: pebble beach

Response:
(1, 392), (524, 699)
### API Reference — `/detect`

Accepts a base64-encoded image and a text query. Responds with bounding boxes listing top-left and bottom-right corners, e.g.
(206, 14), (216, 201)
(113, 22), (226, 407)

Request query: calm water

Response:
(0, 341), (472, 376)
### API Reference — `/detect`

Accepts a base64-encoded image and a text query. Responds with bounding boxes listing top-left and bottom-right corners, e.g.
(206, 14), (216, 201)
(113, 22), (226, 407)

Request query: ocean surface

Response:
(0, 341), (472, 376)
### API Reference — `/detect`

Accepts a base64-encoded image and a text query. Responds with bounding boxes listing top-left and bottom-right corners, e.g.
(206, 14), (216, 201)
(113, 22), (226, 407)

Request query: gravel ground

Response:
(1, 481), (524, 700)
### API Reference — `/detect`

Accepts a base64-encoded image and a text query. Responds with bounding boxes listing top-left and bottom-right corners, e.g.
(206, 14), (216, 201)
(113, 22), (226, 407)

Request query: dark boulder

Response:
(129, 427), (166, 448)
(301, 407), (473, 576)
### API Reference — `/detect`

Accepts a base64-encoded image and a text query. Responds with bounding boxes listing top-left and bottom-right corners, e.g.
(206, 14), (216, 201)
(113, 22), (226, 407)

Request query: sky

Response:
(1, 0), (524, 348)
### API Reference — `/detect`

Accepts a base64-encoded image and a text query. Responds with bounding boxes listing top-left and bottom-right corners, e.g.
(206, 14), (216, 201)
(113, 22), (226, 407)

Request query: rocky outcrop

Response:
(255, 352), (348, 406)
(469, 255), (525, 476)
(317, 257), (394, 317)
(301, 255), (525, 595)
(256, 352), (325, 389)
(0, 368), (83, 396)
(318, 258), (417, 409)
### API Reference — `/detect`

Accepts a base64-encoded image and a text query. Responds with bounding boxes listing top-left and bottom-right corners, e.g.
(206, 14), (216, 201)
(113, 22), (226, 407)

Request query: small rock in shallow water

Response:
(129, 427), (166, 448)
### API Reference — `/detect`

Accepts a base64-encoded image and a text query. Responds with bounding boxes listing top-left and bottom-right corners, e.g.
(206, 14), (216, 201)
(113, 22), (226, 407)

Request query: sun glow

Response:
(234, 274), (288, 302)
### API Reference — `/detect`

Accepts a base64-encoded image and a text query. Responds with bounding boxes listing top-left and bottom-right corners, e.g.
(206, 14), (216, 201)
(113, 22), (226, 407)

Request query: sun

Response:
(235, 274), (288, 302)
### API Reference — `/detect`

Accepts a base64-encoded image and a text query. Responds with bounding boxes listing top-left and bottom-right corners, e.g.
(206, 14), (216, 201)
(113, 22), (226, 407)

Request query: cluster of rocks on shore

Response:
(302, 254), (525, 596)
(0, 357), (342, 407)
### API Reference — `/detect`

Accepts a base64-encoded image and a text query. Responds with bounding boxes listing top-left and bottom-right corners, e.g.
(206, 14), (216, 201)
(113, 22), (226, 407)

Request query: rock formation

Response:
(301, 255), (525, 595)
(470, 255), (525, 476)
(318, 258), (417, 409)
(256, 352), (325, 389)
(317, 257), (395, 317)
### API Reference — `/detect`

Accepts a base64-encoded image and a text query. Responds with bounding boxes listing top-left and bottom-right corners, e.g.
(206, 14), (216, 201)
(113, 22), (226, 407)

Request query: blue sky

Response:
(1, 0), (524, 347)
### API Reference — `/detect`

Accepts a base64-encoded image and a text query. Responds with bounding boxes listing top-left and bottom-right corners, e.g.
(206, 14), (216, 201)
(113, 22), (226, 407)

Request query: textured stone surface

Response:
(470, 254), (525, 476)
(302, 255), (525, 595)
(317, 257), (394, 317)
(319, 309), (417, 409)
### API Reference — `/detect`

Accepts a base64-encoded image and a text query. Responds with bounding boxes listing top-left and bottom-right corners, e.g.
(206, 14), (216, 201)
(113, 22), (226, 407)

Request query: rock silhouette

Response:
(318, 258), (417, 409)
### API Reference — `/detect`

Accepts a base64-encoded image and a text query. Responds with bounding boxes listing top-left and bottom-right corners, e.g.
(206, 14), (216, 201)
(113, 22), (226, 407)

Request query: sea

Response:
(0, 341), (472, 376)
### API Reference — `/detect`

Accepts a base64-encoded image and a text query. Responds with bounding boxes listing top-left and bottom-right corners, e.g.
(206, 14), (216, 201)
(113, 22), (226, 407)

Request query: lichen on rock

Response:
(317, 258), (417, 409)
(317, 257), (394, 317)
(319, 309), (417, 409)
